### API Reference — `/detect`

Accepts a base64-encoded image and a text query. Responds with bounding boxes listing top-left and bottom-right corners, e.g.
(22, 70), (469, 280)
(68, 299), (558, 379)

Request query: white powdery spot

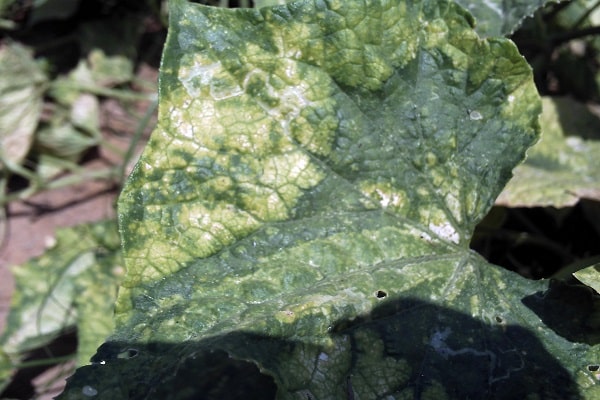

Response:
(178, 56), (221, 97)
(179, 54), (243, 100)
(469, 110), (483, 121)
(374, 189), (403, 208)
(428, 222), (459, 243)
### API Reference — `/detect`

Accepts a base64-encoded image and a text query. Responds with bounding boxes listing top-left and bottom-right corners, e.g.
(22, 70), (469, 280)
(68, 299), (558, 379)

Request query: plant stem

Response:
(56, 82), (156, 102)
(0, 168), (119, 207)
(10, 355), (75, 369)
(552, 26), (600, 46)
(573, 0), (600, 29)
(120, 99), (158, 181)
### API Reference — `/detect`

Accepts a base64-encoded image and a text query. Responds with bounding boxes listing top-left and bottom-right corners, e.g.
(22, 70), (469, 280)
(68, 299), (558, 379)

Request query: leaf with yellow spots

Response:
(59, 0), (599, 399)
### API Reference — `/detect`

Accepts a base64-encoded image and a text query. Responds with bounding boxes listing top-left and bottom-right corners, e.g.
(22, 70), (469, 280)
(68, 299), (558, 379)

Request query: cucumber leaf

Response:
(497, 97), (600, 207)
(453, 0), (552, 37)
(59, 0), (600, 398)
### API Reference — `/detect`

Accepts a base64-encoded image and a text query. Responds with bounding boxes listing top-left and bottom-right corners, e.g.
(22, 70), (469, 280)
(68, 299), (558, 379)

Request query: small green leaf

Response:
(33, 122), (99, 179)
(87, 49), (134, 88)
(498, 97), (600, 207)
(0, 41), (47, 171)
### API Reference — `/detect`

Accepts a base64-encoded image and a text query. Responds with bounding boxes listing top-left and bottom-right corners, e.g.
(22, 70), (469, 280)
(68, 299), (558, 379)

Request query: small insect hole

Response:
(376, 290), (387, 299)
(117, 348), (139, 359)
(588, 364), (600, 372)
(495, 316), (504, 324)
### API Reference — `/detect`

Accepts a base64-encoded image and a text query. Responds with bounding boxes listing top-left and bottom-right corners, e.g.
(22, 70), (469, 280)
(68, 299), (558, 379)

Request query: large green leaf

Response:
(497, 97), (600, 207)
(60, 0), (600, 398)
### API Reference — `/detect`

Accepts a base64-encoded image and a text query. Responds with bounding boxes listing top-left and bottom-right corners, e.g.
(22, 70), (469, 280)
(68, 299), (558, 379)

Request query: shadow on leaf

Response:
(58, 298), (584, 399)
(522, 279), (600, 345)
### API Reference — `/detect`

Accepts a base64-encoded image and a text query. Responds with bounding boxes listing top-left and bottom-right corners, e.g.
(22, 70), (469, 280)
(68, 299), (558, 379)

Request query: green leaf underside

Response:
(497, 97), (600, 207)
(60, 0), (600, 398)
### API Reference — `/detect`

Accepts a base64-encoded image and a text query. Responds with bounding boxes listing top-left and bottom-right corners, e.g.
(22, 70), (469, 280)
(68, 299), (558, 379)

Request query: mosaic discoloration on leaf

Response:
(498, 97), (600, 207)
(58, 0), (600, 398)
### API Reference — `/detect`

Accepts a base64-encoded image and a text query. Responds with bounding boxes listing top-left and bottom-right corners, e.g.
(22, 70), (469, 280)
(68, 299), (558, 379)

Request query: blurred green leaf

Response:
(29, 0), (80, 25)
(0, 42), (47, 171)
(87, 49), (134, 88)
(0, 220), (123, 392)
(253, 0), (289, 7)
(575, 264), (600, 293)
(51, 50), (134, 105)
(33, 122), (98, 179)
(69, 93), (100, 136)
(498, 97), (600, 207)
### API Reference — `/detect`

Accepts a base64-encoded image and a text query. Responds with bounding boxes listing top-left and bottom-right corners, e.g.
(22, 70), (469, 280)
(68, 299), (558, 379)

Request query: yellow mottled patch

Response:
(359, 181), (407, 211)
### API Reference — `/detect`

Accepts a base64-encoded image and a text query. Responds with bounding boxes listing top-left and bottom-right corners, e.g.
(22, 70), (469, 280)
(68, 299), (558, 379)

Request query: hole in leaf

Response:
(495, 316), (504, 324)
(376, 290), (387, 299)
(117, 348), (139, 359)
(588, 365), (599, 372)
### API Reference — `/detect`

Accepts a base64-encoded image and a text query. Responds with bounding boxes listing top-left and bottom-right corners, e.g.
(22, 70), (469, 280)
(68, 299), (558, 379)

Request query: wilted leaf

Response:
(0, 220), (123, 391)
(0, 41), (47, 171)
(33, 122), (98, 179)
(50, 50), (133, 106)
(70, 93), (100, 136)
(497, 97), (600, 207)
(60, 0), (600, 399)
(87, 49), (134, 88)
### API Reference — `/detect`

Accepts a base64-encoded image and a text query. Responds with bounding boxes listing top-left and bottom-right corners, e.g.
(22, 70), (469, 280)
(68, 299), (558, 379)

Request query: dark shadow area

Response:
(471, 199), (600, 279)
(511, 1), (600, 102)
(553, 96), (600, 141)
(1, 330), (78, 399)
(523, 279), (600, 345)
(57, 298), (585, 399)
(1, 0), (166, 74)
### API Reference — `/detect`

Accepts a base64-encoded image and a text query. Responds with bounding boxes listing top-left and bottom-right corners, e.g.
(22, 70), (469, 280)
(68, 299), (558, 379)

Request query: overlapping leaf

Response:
(454, 0), (552, 37)
(59, 0), (600, 398)
(498, 97), (600, 207)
